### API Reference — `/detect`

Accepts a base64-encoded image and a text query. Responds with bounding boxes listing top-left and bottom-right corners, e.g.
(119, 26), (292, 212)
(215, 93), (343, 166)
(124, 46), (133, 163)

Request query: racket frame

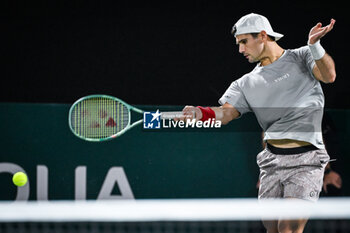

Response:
(68, 94), (144, 142)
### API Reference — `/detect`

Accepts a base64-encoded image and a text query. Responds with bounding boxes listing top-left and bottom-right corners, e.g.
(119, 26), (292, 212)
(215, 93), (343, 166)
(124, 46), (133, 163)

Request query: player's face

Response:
(236, 33), (264, 63)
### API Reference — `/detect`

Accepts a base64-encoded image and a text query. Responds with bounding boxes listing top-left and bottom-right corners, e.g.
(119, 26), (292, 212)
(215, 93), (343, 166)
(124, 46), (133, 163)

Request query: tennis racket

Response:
(68, 94), (188, 141)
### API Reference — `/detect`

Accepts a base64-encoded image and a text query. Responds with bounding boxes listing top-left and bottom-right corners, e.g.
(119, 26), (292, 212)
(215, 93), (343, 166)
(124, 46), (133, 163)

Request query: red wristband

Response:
(197, 106), (216, 121)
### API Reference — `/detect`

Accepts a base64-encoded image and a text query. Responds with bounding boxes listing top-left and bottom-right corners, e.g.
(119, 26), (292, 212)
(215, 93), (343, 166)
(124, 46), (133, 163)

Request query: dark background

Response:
(2, 1), (349, 107)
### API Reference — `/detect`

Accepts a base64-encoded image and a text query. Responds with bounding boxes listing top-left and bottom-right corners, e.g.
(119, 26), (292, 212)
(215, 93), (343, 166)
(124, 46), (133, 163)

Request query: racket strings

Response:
(70, 97), (129, 139)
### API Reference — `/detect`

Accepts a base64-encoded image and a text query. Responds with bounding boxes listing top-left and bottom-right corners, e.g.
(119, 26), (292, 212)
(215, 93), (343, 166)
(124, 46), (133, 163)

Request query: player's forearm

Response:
(307, 19), (336, 83)
(315, 53), (336, 83)
(212, 106), (240, 125)
(191, 104), (240, 124)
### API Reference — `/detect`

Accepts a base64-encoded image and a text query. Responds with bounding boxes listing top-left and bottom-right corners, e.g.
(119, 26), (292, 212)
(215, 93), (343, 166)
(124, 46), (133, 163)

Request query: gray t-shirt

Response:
(219, 46), (325, 149)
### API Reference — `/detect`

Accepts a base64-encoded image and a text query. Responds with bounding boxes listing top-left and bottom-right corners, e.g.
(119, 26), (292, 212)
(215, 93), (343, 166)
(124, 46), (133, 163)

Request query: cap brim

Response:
(269, 32), (284, 41)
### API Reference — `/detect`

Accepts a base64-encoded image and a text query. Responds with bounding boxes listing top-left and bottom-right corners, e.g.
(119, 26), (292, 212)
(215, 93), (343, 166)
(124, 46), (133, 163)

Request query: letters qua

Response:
(0, 162), (134, 201)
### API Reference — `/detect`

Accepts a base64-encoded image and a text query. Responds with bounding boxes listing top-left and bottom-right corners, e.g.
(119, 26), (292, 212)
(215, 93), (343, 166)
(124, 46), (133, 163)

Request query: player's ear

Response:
(260, 31), (268, 42)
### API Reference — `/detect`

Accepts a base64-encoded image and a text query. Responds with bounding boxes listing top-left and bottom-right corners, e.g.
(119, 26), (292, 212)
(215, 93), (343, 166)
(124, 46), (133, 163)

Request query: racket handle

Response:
(161, 111), (196, 120)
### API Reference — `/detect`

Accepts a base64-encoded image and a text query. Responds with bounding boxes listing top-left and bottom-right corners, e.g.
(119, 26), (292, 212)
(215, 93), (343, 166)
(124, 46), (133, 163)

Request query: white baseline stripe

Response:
(0, 198), (349, 222)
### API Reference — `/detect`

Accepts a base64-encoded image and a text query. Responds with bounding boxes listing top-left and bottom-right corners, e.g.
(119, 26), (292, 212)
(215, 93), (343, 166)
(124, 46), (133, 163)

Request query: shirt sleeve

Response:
(218, 80), (252, 117)
(296, 46), (316, 78)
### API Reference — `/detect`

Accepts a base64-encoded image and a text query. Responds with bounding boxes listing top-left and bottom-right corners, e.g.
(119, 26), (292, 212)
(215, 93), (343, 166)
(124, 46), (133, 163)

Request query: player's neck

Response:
(259, 43), (284, 66)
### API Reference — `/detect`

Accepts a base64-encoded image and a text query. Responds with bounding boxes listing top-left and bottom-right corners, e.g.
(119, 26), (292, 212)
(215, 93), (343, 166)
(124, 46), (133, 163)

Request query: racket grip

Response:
(161, 111), (196, 120)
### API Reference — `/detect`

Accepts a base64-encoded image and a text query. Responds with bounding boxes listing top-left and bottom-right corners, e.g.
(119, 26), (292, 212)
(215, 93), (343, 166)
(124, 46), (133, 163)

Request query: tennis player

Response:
(181, 13), (336, 233)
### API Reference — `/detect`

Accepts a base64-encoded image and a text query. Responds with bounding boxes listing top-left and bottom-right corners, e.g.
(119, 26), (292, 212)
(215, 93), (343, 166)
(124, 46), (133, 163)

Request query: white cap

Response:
(232, 13), (284, 41)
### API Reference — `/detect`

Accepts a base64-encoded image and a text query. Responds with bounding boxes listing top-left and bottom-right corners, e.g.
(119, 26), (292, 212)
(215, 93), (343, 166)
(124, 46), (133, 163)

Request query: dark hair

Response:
(232, 29), (276, 41)
(250, 32), (276, 41)
(231, 25), (237, 35)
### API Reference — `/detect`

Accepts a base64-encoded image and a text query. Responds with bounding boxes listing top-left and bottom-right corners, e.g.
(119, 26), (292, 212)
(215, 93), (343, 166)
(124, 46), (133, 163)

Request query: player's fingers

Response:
(310, 21), (334, 38)
(183, 114), (192, 121)
(175, 110), (188, 121)
(310, 27), (327, 41)
(318, 26), (328, 34)
(309, 24), (320, 35)
(183, 110), (195, 118)
(335, 177), (342, 188)
(180, 106), (192, 119)
(325, 20), (335, 33)
(182, 105), (192, 112)
(183, 108), (194, 115)
(313, 23), (322, 31)
(323, 183), (328, 193)
(316, 19), (335, 37)
(312, 22), (322, 29)
(321, 27), (329, 36)
(328, 20), (335, 29)
(183, 106), (201, 120)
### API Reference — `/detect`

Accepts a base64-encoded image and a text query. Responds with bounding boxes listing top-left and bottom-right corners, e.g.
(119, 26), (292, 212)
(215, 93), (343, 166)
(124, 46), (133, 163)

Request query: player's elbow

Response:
(320, 70), (336, 84)
(324, 72), (336, 83)
(328, 71), (336, 83)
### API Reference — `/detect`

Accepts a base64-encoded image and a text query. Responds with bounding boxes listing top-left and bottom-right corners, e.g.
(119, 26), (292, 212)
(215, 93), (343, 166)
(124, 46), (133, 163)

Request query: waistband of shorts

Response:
(266, 143), (318, 155)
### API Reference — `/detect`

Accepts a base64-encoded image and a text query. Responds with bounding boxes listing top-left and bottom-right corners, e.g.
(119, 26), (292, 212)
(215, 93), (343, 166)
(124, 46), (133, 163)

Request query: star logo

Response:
(151, 109), (162, 122)
(143, 110), (162, 129)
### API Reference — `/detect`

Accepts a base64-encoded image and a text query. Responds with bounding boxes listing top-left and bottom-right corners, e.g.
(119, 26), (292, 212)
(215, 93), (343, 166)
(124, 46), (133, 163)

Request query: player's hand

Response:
(308, 19), (335, 45)
(323, 170), (342, 193)
(174, 106), (202, 121)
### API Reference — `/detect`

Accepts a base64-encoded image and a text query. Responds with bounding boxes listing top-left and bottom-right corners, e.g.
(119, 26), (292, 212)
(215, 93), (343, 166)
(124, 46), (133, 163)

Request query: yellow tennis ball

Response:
(12, 172), (28, 187)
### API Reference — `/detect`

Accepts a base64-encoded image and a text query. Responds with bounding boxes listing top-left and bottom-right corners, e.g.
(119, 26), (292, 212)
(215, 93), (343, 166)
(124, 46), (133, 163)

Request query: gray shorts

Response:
(257, 144), (330, 202)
